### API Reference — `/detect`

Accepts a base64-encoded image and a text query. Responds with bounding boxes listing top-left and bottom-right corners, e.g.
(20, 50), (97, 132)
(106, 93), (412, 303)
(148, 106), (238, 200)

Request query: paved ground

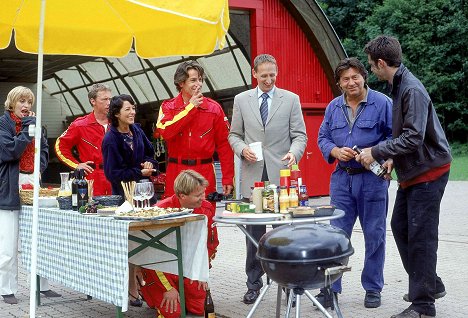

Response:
(2, 181), (467, 318)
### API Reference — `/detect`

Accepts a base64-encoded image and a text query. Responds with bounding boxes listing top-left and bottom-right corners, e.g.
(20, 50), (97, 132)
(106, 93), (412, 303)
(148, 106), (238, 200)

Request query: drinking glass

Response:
(139, 182), (154, 208)
(133, 183), (144, 210)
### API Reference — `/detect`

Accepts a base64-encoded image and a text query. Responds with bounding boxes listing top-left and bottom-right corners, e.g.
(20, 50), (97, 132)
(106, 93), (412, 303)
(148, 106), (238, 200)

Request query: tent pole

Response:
(29, 0), (46, 317)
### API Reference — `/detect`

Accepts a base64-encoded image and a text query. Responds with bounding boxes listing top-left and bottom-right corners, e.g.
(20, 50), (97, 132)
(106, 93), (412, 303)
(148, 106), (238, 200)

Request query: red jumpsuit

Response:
(141, 195), (217, 318)
(156, 93), (234, 198)
(55, 112), (112, 195)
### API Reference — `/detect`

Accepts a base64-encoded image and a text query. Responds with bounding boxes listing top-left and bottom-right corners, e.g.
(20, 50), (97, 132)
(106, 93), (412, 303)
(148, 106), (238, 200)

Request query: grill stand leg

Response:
(276, 285), (283, 318)
(295, 293), (301, 318)
(246, 281), (272, 318)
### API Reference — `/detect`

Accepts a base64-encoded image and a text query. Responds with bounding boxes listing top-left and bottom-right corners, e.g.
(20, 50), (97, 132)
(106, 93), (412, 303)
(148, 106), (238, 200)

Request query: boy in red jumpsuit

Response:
(156, 61), (234, 202)
(141, 170), (218, 318)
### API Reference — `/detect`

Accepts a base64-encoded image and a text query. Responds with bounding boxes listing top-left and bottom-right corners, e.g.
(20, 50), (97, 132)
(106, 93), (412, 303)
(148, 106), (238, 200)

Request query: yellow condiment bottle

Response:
(279, 186), (290, 213)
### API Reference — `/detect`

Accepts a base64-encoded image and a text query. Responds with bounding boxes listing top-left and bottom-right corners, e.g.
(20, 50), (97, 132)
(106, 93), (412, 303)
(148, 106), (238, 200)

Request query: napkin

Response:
(115, 200), (133, 215)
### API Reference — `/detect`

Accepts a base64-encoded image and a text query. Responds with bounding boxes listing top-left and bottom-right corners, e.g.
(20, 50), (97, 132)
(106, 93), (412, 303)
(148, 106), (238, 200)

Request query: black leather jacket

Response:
(372, 64), (451, 182)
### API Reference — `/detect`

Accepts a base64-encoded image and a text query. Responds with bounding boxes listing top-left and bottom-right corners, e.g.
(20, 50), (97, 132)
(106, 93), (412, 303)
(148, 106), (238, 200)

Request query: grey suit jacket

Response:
(229, 87), (307, 198)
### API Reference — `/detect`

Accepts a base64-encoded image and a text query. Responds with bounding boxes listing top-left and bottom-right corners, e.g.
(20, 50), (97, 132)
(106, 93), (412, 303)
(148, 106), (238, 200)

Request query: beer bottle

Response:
(352, 145), (386, 178)
(204, 289), (215, 318)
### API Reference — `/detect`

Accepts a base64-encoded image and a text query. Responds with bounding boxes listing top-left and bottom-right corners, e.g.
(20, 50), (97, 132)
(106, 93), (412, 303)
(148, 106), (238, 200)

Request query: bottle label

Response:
(206, 313), (215, 318)
(370, 162), (386, 177)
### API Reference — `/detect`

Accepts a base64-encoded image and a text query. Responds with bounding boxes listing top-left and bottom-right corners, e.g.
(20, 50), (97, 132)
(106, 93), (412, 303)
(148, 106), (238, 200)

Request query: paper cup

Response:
(249, 142), (263, 161)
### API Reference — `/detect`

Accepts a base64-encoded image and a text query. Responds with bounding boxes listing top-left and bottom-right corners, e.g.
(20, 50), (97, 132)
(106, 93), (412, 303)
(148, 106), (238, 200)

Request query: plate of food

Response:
(289, 205), (336, 218)
(113, 207), (193, 220)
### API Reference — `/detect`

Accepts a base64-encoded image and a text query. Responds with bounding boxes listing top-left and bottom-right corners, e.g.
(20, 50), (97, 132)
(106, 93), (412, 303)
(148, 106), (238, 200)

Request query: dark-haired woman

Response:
(102, 94), (158, 307)
(102, 94), (158, 198)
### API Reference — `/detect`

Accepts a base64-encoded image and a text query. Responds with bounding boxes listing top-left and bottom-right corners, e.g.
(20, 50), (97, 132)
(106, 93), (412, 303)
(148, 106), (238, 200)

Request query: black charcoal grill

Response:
(257, 223), (354, 317)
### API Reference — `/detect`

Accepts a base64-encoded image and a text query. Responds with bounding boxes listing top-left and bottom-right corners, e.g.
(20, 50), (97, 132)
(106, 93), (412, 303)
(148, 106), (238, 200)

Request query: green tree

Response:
(319, 0), (468, 142)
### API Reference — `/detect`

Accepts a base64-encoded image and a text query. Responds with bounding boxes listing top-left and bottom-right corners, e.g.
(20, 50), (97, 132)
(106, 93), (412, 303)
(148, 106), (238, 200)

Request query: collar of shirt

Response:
(256, 86), (275, 110)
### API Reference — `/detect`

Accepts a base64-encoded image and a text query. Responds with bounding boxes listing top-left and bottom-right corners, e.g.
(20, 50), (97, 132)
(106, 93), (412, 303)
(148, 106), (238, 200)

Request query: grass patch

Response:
(450, 155), (468, 181)
(388, 143), (468, 181)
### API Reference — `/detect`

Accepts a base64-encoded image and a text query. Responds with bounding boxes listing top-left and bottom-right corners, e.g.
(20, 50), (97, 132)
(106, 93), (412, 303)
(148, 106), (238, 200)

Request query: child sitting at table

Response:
(139, 169), (218, 317)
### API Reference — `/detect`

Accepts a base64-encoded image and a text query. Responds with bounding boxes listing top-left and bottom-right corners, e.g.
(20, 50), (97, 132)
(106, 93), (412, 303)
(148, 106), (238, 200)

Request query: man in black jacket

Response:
(358, 35), (452, 318)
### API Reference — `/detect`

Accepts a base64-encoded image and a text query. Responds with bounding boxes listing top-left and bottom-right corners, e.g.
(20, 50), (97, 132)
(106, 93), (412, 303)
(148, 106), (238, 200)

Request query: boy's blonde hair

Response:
(174, 170), (209, 195)
(4, 86), (35, 111)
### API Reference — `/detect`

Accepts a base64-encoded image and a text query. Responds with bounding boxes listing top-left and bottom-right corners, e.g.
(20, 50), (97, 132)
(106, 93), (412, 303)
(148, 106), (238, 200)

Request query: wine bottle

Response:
(71, 170), (79, 211)
(204, 289), (215, 318)
(352, 145), (386, 178)
(77, 169), (89, 211)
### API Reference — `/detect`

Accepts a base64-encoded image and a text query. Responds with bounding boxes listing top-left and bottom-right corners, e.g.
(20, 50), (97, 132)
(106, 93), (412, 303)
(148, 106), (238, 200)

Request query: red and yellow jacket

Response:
(156, 93), (234, 187)
(55, 112), (106, 169)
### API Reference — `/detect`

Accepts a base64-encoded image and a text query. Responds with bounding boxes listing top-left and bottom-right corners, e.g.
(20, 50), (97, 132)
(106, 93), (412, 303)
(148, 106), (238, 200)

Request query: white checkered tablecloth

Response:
(20, 207), (131, 311)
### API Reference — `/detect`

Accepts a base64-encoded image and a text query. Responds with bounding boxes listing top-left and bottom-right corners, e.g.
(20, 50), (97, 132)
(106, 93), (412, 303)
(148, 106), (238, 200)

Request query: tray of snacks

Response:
(113, 207), (193, 220)
(288, 205), (336, 218)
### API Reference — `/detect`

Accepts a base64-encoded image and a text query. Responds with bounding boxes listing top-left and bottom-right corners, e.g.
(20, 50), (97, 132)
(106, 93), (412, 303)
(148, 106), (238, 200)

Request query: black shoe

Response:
(364, 291), (381, 308)
(2, 294), (18, 304)
(129, 293), (143, 307)
(40, 290), (62, 298)
(403, 290), (446, 302)
(390, 307), (435, 317)
(243, 289), (260, 304)
(313, 289), (336, 309)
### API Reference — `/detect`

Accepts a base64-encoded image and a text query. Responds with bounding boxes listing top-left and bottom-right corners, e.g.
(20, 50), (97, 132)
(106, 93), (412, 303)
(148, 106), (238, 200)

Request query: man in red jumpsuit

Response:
(140, 170), (217, 318)
(156, 60), (234, 202)
(55, 83), (112, 195)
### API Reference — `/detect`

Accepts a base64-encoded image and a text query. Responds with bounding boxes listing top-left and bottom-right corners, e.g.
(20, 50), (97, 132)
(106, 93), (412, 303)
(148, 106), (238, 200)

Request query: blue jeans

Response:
(391, 171), (449, 316)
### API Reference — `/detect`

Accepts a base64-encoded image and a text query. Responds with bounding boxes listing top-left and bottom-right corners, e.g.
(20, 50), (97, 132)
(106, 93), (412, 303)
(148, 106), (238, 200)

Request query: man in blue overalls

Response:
(318, 57), (393, 309)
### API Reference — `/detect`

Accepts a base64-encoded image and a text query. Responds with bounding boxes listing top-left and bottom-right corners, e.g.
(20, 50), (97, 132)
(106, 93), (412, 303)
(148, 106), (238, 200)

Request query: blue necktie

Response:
(260, 93), (269, 126)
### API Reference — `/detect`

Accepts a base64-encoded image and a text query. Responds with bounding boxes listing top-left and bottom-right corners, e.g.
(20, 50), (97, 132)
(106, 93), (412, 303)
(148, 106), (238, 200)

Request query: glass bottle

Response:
(58, 172), (72, 197)
(299, 185), (309, 206)
(204, 289), (215, 318)
(252, 182), (264, 213)
(289, 186), (298, 208)
(77, 169), (89, 211)
(279, 186), (290, 213)
(353, 145), (386, 178)
(71, 170), (79, 211)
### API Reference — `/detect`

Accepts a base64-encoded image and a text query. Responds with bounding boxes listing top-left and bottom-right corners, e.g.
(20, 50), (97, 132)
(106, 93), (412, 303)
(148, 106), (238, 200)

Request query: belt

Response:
(168, 157), (213, 166)
(20, 170), (33, 174)
(338, 165), (367, 175)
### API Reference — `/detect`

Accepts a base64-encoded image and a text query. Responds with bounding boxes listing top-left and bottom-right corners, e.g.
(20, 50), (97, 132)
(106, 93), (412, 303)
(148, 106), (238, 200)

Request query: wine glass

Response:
(133, 183), (144, 210)
(139, 181), (154, 208)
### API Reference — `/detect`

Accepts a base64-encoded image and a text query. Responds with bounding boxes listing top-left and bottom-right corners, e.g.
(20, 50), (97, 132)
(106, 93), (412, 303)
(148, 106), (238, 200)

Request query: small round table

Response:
(214, 209), (345, 318)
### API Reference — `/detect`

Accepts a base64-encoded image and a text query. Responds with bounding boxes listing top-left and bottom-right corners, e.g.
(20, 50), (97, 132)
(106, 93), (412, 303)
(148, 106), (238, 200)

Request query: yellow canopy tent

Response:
(0, 1), (229, 316)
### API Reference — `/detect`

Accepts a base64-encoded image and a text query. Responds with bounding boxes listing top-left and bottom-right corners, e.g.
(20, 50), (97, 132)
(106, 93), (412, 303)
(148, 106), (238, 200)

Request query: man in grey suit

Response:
(229, 54), (307, 304)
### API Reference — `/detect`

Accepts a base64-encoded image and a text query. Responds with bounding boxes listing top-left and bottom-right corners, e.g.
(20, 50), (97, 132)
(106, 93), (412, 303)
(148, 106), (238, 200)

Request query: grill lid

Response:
(257, 223), (353, 263)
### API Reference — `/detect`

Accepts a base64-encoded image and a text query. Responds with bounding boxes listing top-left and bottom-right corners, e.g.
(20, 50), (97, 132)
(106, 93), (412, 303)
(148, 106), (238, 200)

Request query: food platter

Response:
(289, 205), (336, 218)
(220, 211), (284, 222)
(112, 208), (193, 221)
